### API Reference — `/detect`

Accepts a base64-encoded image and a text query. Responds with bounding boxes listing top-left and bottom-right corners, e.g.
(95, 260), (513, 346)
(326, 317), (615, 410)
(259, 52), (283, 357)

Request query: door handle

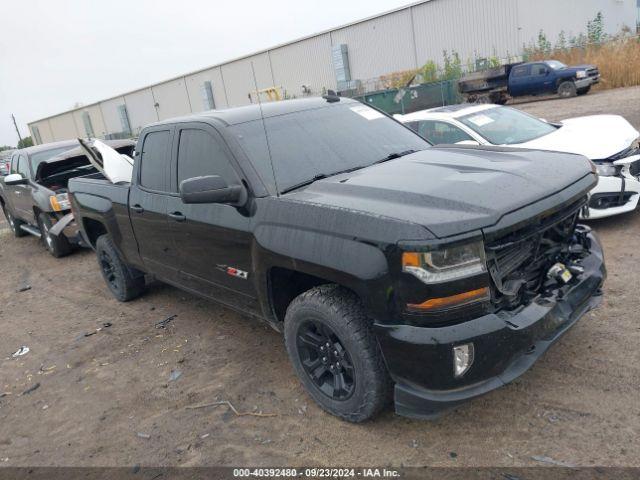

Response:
(131, 204), (144, 213)
(168, 211), (186, 222)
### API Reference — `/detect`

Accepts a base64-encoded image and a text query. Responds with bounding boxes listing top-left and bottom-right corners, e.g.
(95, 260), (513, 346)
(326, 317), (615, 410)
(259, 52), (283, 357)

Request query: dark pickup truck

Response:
(459, 60), (600, 104)
(0, 139), (135, 257)
(69, 97), (606, 421)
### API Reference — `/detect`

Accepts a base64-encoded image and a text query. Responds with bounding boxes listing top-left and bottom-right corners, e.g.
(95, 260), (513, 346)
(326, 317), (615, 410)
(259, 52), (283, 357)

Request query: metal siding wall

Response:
(516, 0), (636, 46)
(330, 9), (416, 80)
(413, 0), (519, 67)
(185, 67), (229, 111)
(100, 97), (127, 135)
(221, 52), (274, 107)
(152, 77), (192, 120)
(72, 104), (106, 138)
(123, 89), (158, 135)
(270, 33), (336, 97)
(48, 113), (80, 141)
(29, 120), (54, 144)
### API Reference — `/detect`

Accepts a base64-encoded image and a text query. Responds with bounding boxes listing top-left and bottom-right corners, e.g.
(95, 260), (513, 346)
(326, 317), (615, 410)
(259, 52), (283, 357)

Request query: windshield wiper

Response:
(280, 150), (420, 195)
(374, 149), (418, 164)
(280, 174), (330, 194)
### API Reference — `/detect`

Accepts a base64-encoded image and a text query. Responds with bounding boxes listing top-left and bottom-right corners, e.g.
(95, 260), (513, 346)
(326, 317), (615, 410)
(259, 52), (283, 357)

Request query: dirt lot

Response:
(1, 87), (639, 469)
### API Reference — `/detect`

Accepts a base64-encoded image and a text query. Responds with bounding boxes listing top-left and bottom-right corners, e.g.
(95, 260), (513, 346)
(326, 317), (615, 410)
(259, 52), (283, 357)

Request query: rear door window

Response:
(511, 65), (530, 78)
(176, 128), (238, 187)
(139, 130), (171, 191)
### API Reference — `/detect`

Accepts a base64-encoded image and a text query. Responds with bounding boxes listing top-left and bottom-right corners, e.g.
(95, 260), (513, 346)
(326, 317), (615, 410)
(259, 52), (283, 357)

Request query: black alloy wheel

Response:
(296, 320), (355, 400)
(99, 248), (121, 294)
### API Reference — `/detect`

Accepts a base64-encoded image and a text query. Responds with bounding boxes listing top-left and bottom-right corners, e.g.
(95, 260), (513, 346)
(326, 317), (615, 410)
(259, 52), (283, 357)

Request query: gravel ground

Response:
(0, 87), (639, 468)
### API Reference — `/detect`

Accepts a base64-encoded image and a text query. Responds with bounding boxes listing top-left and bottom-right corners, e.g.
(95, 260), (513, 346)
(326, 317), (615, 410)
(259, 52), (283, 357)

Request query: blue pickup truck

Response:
(459, 60), (600, 104)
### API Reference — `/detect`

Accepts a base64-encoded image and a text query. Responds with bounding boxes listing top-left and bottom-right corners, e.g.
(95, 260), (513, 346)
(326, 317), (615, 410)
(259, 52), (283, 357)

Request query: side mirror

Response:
(456, 140), (481, 146)
(4, 173), (27, 185)
(179, 175), (246, 205)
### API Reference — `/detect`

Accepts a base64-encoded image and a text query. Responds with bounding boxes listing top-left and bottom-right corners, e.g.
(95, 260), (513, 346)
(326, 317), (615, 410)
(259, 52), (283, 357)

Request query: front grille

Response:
(586, 67), (599, 78)
(485, 198), (586, 310)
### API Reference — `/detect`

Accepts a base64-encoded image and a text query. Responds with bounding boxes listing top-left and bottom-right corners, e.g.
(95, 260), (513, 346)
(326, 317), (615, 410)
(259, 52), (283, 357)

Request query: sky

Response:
(0, 0), (412, 147)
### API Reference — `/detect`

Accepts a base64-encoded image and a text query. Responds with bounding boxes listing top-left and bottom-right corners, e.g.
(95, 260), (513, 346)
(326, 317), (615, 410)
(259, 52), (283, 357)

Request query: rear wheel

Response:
(3, 206), (27, 237)
(558, 81), (577, 98)
(37, 212), (72, 258)
(95, 234), (145, 302)
(284, 285), (392, 422)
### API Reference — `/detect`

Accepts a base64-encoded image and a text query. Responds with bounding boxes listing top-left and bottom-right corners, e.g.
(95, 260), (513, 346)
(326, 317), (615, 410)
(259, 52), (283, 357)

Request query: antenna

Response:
(250, 61), (279, 196)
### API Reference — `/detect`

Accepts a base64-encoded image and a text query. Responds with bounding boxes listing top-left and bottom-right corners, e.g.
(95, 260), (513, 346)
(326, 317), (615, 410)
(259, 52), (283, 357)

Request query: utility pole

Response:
(11, 114), (23, 146)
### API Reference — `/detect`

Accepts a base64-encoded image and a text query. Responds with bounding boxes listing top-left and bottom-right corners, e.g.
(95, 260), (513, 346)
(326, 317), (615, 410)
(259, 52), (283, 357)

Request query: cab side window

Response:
(17, 155), (30, 178)
(9, 155), (18, 174)
(177, 128), (239, 187)
(139, 130), (171, 191)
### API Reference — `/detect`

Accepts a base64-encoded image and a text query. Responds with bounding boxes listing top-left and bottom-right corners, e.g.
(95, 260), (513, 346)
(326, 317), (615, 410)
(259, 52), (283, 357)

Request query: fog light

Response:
(453, 343), (474, 378)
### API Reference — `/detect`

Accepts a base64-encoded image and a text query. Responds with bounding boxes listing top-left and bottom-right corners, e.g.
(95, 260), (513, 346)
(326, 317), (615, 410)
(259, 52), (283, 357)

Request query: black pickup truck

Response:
(69, 97), (606, 421)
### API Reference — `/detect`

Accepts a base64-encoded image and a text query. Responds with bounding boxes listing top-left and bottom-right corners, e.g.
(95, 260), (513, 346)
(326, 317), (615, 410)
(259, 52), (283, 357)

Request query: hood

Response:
(516, 115), (638, 160)
(285, 146), (595, 239)
(78, 138), (133, 183)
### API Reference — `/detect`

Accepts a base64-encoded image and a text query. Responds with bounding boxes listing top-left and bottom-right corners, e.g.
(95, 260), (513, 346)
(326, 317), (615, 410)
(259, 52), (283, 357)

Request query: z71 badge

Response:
(217, 264), (248, 279)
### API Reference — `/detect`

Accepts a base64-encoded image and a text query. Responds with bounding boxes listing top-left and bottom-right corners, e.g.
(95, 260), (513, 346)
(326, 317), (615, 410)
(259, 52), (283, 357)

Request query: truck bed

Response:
(458, 63), (521, 94)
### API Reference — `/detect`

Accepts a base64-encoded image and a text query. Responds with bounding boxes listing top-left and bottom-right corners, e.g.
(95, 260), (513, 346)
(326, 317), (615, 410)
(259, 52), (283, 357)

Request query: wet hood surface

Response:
(285, 146), (594, 238)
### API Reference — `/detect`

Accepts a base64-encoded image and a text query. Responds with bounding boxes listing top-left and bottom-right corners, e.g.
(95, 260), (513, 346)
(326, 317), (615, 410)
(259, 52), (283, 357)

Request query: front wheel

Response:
(37, 213), (72, 257)
(284, 285), (392, 422)
(558, 81), (577, 98)
(3, 206), (27, 237)
(95, 234), (145, 302)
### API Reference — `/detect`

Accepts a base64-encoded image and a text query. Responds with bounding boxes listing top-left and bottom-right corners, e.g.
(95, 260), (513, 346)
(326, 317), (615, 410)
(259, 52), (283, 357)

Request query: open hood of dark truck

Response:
(286, 145), (596, 238)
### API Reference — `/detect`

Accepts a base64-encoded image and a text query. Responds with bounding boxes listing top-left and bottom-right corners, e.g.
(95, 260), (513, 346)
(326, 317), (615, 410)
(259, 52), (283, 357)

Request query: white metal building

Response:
(28, 0), (637, 144)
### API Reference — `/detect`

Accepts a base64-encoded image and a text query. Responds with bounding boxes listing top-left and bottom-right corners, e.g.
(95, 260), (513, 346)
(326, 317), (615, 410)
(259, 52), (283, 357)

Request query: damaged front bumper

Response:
(584, 165), (640, 219)
(374, 231), (606, 420)
(49, 212), (87, 247)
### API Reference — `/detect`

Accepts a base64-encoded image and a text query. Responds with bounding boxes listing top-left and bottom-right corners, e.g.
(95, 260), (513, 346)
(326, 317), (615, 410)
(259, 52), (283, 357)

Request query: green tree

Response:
(17, 136), (33, 149)
(442, 50), (462, 80)
(587, 11), (605, 44)
(555, 30), (568, 52)
(420, 60), (438, 83)
(537, 30), (552, 55)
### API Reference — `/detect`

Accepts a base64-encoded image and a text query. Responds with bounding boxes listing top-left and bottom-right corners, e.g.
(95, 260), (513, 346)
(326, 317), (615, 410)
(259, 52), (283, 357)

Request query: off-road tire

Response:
(37, 212), (72, 258)
(95, 234), (145, 302)
(284, 284), (392, 422)
(3, 206), (27, 237)
(558, 81), (577, 98)
(577, 86), (591, 96)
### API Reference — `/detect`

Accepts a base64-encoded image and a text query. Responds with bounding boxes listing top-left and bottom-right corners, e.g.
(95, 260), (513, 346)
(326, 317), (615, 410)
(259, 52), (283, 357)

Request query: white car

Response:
(396, 104), (640, 219)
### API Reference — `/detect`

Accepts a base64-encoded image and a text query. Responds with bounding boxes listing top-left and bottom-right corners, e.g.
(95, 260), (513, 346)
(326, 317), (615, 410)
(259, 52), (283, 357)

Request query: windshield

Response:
(546, 60), (567, 70)
(458, 107), (557, 145)
(29, 146), (77, 172)
(229, 103), (429, 193)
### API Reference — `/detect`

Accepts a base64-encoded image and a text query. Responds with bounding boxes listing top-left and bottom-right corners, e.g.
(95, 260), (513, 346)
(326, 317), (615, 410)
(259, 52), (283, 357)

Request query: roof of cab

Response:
(146, 97), (359, 129)
(17, 139), (79, 157)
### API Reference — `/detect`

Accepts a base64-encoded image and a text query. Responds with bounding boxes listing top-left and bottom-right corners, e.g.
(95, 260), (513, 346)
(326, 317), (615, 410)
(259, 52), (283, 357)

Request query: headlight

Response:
(576, 70), (587, 79)
(402, 240), (487, 284)
(595, 163), (620, 177)
(49, 192), (71, 211)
